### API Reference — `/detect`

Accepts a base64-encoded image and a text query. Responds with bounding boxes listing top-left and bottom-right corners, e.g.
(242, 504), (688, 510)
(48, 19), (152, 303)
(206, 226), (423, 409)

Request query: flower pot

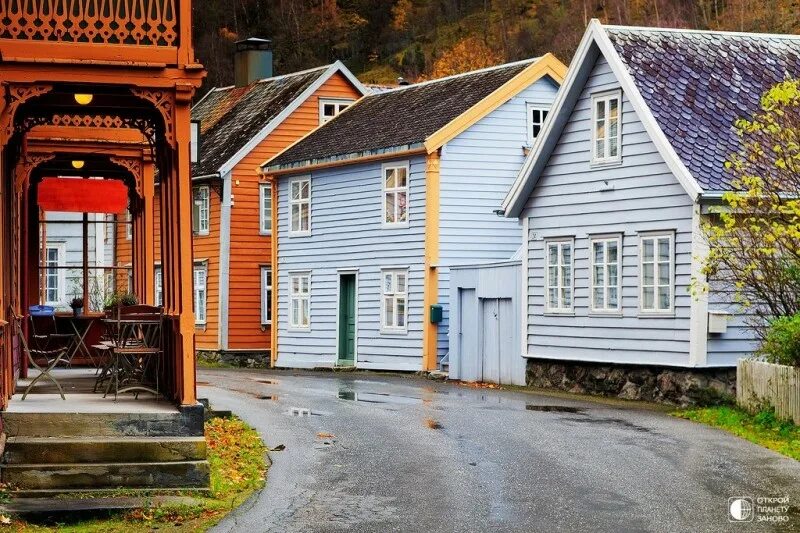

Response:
(72, 307), (83, 318)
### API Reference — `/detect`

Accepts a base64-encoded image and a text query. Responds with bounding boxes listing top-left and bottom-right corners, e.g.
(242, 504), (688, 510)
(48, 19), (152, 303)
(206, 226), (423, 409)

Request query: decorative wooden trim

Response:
(131, 88), (175, 146)
(1, 84), (52, 140)
(110, 156), (144, 197)
(15, 153), (54, 193)
(422, 150), (441, 371)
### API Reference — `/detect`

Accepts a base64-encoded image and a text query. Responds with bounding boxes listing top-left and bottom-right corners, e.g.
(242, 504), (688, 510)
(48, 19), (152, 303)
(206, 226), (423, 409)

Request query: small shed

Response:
(448, 260), (525, 385)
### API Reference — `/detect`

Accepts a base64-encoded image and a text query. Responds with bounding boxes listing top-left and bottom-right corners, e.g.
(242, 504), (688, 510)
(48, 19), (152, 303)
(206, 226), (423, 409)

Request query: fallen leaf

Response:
(270, 444), (286, 451)
(423, 418), (442, 430)
(316, 432), (336, 439)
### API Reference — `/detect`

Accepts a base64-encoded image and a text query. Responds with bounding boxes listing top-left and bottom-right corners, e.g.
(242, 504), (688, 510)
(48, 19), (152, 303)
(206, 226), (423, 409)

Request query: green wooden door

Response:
(338, 274), (356, 363)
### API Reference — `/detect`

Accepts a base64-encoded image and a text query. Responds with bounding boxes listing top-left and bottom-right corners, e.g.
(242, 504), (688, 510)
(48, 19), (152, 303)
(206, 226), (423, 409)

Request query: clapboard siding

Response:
(522, 53), (696, 366)
(436, 78), (559, 358)
(706, 280), (759, 365)
(276, 155), (427, 369)
(226, 72), (361, 351)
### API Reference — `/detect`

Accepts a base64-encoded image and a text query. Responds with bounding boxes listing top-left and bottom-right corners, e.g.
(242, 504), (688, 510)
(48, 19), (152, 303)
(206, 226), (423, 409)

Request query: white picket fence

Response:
(737, 359), (800, 424)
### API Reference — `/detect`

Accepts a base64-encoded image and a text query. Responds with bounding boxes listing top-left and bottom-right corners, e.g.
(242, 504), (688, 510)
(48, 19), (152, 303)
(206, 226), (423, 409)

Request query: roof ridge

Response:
(380, 57), (540, 93)
(208, 64), (334, 94)
(602, 22), (800, 40)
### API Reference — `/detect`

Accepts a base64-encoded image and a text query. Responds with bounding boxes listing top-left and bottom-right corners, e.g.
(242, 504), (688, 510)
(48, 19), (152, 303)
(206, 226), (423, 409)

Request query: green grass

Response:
(7, 416), (268, 532)
(674, 406), (800, 461)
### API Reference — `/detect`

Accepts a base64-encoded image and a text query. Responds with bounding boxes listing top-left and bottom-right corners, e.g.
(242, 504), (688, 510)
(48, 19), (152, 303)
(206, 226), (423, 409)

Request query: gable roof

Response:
(263, 54), (566, 172)
(191, 61), (367, 178)
(503, 21), (800, 217)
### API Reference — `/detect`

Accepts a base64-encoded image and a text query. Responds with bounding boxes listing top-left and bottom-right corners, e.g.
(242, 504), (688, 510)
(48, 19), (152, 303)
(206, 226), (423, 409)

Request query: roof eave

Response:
(263, 144), (427, 176)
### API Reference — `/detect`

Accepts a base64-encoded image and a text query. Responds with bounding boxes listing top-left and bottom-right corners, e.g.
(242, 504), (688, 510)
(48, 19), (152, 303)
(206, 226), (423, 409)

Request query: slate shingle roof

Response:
(605, 26), (800, 191)
(268, 60), (537, 169)
(191, 65), (331, 177)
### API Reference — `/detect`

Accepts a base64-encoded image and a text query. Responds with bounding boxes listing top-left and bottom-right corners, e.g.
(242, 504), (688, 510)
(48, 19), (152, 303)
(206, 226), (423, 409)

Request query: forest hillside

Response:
(193, 0), (800, 93)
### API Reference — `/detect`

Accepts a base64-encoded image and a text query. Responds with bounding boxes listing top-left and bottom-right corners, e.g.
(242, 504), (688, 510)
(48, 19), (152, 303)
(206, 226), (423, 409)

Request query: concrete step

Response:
(10, 487), (211, 499)
(2, 461), (210, 490)
(4, 436), (206, 464)
(1, 495), (202, 515)
(2, 411), (204, 438)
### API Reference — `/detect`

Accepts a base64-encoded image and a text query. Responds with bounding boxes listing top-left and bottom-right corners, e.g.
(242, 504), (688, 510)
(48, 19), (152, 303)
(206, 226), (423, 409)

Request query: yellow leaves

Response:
(431, 36), (501, 78)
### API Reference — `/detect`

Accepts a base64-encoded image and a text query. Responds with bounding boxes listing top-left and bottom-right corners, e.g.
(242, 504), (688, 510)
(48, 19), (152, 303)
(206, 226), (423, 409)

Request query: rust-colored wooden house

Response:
(0, 0), (210, 494)
(151, 45), (367, 362)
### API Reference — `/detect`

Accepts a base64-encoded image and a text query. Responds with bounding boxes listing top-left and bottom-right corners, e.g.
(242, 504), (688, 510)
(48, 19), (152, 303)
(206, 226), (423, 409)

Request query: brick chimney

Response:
(234, 38), (273, 87)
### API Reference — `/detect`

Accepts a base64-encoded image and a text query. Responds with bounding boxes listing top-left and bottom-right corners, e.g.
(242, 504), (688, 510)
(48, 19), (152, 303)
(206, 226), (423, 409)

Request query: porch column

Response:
(161, 88), (196, 406)
(141, 157), (155, 305)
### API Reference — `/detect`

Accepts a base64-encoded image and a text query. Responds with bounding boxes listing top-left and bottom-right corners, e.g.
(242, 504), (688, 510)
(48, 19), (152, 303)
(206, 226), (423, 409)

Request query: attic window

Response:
(526, 103), (549, 145)
(591, 91), (622, 164)
(319, 98), (352, 124)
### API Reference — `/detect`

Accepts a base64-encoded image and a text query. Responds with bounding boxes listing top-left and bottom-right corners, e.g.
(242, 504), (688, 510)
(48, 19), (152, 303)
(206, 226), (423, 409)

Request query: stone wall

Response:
(526, 360), (737, 406)
(197, 350), (270, 369)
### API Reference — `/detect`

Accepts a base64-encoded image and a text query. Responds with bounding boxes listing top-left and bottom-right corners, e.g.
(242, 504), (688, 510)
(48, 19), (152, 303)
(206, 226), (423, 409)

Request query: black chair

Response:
(16, 315), (73, 400)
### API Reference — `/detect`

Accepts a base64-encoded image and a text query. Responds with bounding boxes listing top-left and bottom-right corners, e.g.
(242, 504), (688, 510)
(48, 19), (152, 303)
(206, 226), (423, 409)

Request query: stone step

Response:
(2, 411), (204, 438)
(4, 436), (206, 464)
(10, 487), (211, 499)
(1, 495), (203, 515)
(2, 461), (209, 490)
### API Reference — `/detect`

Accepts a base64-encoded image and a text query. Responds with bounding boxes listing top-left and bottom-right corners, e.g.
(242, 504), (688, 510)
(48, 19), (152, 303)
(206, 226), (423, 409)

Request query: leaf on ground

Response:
(424, 418), (442, 430)
(316, 432), (336, 439)
(270, 444), (286, 451)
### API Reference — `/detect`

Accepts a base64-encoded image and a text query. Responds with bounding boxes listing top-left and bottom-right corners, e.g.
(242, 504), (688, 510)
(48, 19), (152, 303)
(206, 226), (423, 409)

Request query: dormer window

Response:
(591, 91), (622, 164)
(319, 98), (352, 124)
(526, 103), (549, 145)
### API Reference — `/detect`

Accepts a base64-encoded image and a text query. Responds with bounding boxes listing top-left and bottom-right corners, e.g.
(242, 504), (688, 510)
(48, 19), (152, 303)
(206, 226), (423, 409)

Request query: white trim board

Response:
(502, 19), (703, 218)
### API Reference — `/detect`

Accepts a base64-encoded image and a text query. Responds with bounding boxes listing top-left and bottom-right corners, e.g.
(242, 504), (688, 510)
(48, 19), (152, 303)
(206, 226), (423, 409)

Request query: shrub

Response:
(758, 313), (800, 367)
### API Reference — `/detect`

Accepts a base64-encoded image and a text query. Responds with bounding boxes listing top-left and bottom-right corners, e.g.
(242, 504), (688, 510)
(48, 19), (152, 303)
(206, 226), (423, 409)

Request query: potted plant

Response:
(69, 297), (84, 317)
(120, 293), (138, 307)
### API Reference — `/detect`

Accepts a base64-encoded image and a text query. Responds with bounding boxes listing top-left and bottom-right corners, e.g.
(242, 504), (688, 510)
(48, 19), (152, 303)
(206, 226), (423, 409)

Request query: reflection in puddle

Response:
(288, 407), (322, 417)
(337, 390), (424, 405)
(525, 404), (584, 414)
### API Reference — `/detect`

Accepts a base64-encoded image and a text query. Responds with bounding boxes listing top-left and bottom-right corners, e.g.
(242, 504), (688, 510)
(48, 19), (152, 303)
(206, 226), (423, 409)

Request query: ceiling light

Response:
(71, 160), (85, 169)
(74, 93), (93, 105)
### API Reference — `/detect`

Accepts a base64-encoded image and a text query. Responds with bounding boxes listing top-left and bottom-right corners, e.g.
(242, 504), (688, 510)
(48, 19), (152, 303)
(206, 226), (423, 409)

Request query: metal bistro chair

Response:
(105, 305), (164, 400)
(15, 314), (73, 400)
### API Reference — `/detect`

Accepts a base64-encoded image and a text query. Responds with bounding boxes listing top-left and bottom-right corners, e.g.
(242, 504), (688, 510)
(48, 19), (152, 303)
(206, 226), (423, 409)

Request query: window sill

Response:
(194, 232), (210, 238)
(381, 223), (410, 230)
(288, 326), (310, 332)
(543, 311), (575, 317)
(380, 328), (408, 335)
(637, 312), (675, 319)
(589, 158), (623, 169)
(259, 230), (273, 236)
(289, 232), (311, 238)
(588, 311), (623, 317)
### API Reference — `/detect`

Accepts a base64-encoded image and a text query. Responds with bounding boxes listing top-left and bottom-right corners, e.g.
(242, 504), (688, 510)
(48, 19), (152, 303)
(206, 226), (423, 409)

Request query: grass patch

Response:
(674, 406), (800, 461)
(6, 416), (267, 532)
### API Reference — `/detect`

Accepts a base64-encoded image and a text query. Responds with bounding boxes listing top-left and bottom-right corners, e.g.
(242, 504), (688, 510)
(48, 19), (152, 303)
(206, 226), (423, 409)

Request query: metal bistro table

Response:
(101, 316), (163, 400)
(56, 313), (102, 368)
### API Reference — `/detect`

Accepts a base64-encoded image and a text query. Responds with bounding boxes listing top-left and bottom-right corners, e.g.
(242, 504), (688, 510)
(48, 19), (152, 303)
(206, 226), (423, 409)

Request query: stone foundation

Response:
(526, 359), (736, 406)
(197, 350), (270, 369)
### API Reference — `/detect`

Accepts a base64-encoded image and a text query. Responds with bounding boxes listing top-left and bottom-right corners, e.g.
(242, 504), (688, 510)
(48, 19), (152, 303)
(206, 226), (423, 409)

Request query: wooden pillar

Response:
(141, 158), (155, 304)
(161, 89), (196, 406)
(422, 150), (441, 371)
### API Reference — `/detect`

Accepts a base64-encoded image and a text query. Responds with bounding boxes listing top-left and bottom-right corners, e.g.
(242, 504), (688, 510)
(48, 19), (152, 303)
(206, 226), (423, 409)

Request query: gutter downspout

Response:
(218, 171), (232, 350)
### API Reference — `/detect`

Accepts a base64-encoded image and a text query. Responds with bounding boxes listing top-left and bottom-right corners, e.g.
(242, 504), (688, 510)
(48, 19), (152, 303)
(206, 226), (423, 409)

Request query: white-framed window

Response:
(382, 162), (409, 227)
(44, 243), (66, 306)
(259, 182), (272, 235)
(526, 103), (550, 144)
(154, 266), (163, 307)
(193, 263), (207, 325)
(125, 209), (132, 240)
(319, 98), (353, 124)
(590, 235), (622, 312)
(591, 90), (622, 164)
(640, 233), (673, 314)
(289, 178), (311, 236)
(192, 185), (210, 236)
(381, 269), (408, 332)
(261, 266), (272, 325)
(127, 268), (134, 294)
(289, 272), (310, 329)
(545, 239), (574, 313)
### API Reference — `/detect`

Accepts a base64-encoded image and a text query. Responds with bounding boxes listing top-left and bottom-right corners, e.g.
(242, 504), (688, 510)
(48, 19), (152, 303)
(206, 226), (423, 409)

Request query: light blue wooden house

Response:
(262, 55), (566, 370)
(503, 21), (800, 370)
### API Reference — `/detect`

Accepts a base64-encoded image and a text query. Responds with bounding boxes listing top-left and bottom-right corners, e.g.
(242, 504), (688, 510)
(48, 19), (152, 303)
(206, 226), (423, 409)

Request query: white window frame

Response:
(259, 182), (272, 235)
(193, 263), (207, 325)
(193, 185), (210, 236)
(381, 162), (410, 229)
(591, 90), (622, 165)
(318, 98), (353, 124)
(125, 209), (132, 240)
(289, 271), (311, 330)
(261, 266), (272, 325)
(44, 242), (66, 306)
(289, 177), (311, 237)
(544, 238), (574, 314)
(380, 268), (409, 333)
(590, 234), (623, 314)
(639, 232), (674, 315)
(526, 102), (550, 145)
(154, 265), (163, 307)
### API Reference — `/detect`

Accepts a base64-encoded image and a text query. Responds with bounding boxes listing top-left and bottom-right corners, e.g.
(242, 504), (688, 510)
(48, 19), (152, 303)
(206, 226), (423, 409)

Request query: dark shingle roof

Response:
(191, 65), (331, 177)
(268, 60), (536, 169)
(605, 26), (800, 191)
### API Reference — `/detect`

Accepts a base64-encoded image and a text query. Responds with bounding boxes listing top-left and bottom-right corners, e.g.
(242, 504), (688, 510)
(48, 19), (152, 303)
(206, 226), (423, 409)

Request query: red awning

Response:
(37, 178), (128, 213)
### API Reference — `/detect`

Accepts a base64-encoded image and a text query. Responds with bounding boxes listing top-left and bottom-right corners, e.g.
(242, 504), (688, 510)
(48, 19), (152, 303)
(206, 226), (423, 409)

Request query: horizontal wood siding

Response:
(706, 278), (759, 365)
(437, 77), (559, 359)
(226, 72), (361, 351)
(523, 54), (694, 366)
(276, 155), (427, 369)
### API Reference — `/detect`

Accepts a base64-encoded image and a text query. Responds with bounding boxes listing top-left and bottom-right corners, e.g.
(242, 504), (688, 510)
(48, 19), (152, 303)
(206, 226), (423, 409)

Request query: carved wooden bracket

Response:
(131, 88), (175, 148)
(1, 84), (53, 141)
(15, 153), (55, 194)
(110, 156), (144, 197)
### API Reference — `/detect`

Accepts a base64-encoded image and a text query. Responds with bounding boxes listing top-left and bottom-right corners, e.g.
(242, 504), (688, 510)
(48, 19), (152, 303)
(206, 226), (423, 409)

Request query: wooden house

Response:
(262, 56), (566, 371)
(502, 22), (800, 378)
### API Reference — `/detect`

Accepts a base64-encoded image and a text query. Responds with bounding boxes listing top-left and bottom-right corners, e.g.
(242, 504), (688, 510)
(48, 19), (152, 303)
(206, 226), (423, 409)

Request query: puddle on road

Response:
(255, 394), (278, 401)
(525, 404), (584, 414)
(566, 417), (651, 433)
(337, 390), (424, 405)
(287, 407), (323, 417)
(196, 381), (210, 386)
(252, 379), (278, 385)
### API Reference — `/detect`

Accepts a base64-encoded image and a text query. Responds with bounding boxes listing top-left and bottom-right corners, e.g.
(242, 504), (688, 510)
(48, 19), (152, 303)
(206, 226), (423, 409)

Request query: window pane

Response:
(548, 288), (557, 306)
(397, 192), (407, 222)
(291, 299), (299, 325)
(300, 204), (309, 231)
(643, 263), (654, 286)
(291, 205), (300, 231)
(593, 288), (604, 308)
(397, 298), (406, 327)
(658, 238), (670, 261)
(300, 276), (309, 293)
(323, 104), (335, 116)
(396, 273), (406, 293)
(385, 296), (394, 326)
(532, 125), (541, 138)
(658, 286), (670, 310)
(608, 265), (618, 286)
(384, 273), (393, 293)
(547, 244), (558, 265)
(385, 168), (396, 189)
(562, 288), (572, 307)
(561, 266), (571, 287)
(291, 181), (300, 200)
(532, 109), (541, 123)
(609, 98), (619, 120)
(548, 266), (557, 288)
(596, 100), (605, 120)
(593, 242), (604, 264)
(385, 192), (396, 223)
(561, 244), (571, 265)
(608, 287), (618, 308)
(594, 265), (604, 285)
(595, 139), (605, 157)
(301, 299), (309, 326)
(608, 240), (618, 263)
(643, 287), (654, 309)
(658, 262), (670, 286)
(643, 239), (654, 262)
(395, 167), (407, 188)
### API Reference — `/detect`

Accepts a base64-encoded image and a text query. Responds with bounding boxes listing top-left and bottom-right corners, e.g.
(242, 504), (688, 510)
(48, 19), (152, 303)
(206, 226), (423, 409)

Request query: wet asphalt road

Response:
(200, 368), (800, 533)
